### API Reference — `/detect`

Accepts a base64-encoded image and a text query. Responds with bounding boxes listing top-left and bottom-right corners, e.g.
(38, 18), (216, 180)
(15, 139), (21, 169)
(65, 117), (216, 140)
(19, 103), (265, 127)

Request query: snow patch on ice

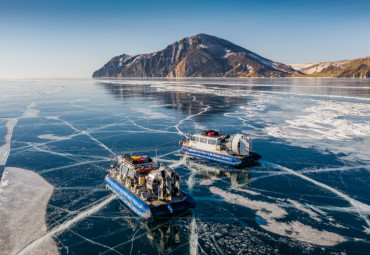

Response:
(265, 99), (370, 162)
(38, 134), (71, 141)
(189, 216), (198, 255)
(210, 187), (347, 246)
(0, 171), (8, 204)
(199, 179), (214, 186)
(237, 188), (261, 196)
(239, 97), (270, 116)
(0, 171), (8, 189)
(0, 119), (18, 165)
(287, 199), (322, 222)
(0, 167), (59, 254)
(17, 195), (114, 255)
(22, 103), (39, 118)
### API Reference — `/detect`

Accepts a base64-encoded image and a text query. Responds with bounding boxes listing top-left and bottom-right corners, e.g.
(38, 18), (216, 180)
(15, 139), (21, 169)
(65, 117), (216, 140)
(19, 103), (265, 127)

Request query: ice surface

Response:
(189, 215), (198, 255)
(18, 195), (114, 255)
(264, 161), (370, 231)
(0, 167), (58, 255)
(0, 170), (8, 204)
(210, 187), (347, 246)
(135, 108), (175, 119)
(0, 102), (39, 165)
(1, 78), (369, 254)
(287, 198), (322, 222)
(265, 100), (370, 141)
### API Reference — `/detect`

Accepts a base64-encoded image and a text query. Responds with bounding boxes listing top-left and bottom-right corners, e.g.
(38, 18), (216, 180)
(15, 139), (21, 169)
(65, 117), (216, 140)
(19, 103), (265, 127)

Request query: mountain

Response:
(92, 34), (299, 78)
(289, 56), (370, 78)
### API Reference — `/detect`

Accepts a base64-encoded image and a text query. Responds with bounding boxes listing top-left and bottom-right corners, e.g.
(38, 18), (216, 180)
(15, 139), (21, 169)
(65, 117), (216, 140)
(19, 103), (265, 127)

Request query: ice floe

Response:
(0, 167), (58, 255)
(17, 195), (114, 255)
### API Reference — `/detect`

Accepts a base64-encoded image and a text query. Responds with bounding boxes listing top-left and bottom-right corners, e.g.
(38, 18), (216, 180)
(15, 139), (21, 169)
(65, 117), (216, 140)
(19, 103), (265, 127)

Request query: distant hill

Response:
(92, 34), (299, 78)
(289, 56), (370, 78)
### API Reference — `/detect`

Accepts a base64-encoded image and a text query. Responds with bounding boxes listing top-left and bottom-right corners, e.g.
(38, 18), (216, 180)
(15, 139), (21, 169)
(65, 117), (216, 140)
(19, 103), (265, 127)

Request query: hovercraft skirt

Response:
(105, 175), (152, 219)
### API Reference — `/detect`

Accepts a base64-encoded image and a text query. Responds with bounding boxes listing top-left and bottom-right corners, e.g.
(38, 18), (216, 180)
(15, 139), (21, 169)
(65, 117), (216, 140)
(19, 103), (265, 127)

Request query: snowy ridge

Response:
(289, 63), (319, 71)
(249, 53), (274, 68)
(289, 60), (350, 74)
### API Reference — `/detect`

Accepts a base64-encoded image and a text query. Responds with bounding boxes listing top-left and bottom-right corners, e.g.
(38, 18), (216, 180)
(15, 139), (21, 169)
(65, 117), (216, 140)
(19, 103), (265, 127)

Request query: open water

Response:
(0, 78), (369, 254)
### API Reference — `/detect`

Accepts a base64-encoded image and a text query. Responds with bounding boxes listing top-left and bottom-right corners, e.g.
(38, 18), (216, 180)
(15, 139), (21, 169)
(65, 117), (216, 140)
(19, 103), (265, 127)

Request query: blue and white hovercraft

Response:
(105, 155), (196, 219)
(180, 130), (261, 167)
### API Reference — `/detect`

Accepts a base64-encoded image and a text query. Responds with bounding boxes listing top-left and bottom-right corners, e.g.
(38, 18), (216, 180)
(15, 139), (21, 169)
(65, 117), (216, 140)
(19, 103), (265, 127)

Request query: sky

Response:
(1, 0), (370, 79)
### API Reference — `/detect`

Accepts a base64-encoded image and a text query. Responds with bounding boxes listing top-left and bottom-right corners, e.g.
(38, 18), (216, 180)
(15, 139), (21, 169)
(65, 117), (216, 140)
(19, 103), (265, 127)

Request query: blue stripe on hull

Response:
(105, 175), (152, 219)
(105, 175), (196, 219)
(181, 146), (242, 166)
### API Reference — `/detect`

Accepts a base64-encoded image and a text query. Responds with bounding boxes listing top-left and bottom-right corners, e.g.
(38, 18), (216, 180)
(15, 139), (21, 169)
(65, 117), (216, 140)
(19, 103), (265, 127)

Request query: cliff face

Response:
(290, 57), (370, 78)
(92, 34), (299, 78)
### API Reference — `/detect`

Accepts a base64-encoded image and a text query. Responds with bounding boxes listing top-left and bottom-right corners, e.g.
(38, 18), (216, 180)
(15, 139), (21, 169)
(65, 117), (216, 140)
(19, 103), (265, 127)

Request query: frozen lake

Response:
(1, 78), (370, 254)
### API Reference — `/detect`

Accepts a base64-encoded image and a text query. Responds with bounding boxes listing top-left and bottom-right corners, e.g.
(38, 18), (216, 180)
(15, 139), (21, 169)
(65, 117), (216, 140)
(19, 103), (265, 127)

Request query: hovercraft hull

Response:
(181, 146), (260, 167)
(105, 175), (195, 219)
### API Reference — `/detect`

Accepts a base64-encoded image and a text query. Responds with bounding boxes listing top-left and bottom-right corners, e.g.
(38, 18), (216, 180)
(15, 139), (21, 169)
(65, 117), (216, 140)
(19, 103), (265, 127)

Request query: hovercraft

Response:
(105, 155), (196, 219)
(180, 130), (261, 167)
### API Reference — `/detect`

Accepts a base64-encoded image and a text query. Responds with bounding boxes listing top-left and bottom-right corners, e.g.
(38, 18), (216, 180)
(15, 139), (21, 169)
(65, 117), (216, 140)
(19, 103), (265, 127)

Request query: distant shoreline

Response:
(0, 77), (369, 81)
(92, 76), (369, 79)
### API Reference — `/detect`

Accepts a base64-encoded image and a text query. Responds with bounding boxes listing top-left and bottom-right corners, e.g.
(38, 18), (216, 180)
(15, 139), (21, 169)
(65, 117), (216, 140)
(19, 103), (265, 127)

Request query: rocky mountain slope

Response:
(92, 34), (299, 78)
(289, 56), (370, 78)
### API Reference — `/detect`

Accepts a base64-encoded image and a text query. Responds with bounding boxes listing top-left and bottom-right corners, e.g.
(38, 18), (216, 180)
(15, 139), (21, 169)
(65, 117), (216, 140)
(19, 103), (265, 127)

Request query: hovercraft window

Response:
(127, 169), (135, 178)
(208, 139), (216, 145)
(121, 165), (129, 175)
(192, 136), (199, 142)
(200, 137), (207, 143)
